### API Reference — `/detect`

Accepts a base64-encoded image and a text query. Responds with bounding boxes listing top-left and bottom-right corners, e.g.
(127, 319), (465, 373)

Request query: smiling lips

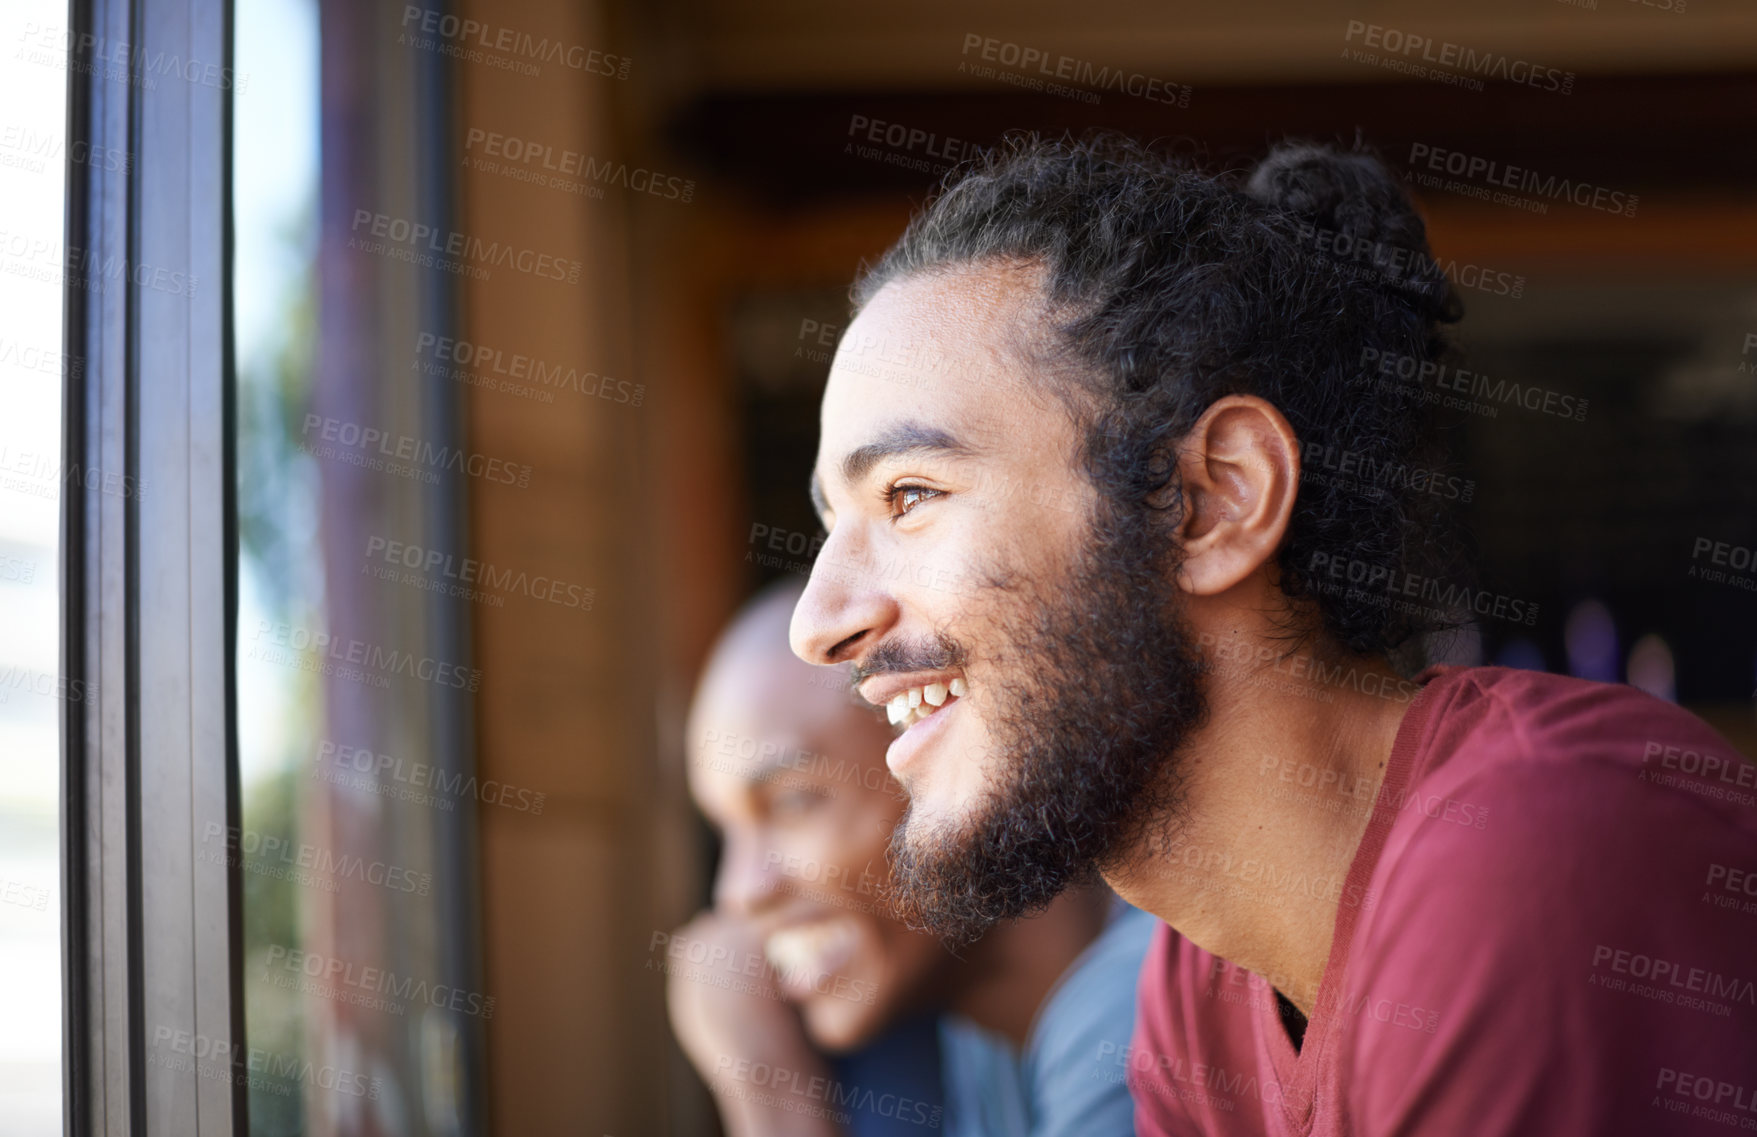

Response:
(765, 917), (858, 998)
(887, 676), (967, 727)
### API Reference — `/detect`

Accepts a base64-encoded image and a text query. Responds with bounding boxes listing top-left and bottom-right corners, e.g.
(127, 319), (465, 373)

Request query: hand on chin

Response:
(664, 911), (840, 1135)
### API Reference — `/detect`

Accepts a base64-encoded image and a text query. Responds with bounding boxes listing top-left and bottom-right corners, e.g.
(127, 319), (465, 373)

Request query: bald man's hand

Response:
(665, 911), (842, 1137)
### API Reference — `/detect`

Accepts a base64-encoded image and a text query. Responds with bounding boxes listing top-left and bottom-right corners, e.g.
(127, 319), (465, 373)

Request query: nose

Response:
(790, 529), (898, 666)
(713, 829), (781, 917)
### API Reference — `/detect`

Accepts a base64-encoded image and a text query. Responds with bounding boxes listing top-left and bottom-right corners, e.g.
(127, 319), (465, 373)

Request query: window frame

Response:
(62, 0), (244, 1132)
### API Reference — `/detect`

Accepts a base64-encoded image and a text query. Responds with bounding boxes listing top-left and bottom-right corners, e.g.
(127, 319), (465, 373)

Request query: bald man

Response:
(666, 580), (1153, 1137)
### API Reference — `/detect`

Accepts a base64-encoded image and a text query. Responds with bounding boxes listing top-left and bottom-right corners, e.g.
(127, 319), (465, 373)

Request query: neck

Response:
(1103, 635), (1416, 1017)
(950, 886), (1111, 1046)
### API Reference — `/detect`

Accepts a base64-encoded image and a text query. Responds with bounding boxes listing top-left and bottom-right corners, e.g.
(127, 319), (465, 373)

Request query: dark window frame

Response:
(62, 0), (244, 1131)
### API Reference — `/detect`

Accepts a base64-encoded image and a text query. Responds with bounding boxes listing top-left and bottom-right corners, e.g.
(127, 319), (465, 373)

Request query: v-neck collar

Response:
(1252, 667), (1453, 1132)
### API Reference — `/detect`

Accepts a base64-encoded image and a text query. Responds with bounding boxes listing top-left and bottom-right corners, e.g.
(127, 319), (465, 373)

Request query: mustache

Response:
(848, 633), (969, 695)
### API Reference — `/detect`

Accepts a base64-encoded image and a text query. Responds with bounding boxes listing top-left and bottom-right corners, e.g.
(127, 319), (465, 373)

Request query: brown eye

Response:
(769, 787), (825, 819)
(888, 483), (941, 519)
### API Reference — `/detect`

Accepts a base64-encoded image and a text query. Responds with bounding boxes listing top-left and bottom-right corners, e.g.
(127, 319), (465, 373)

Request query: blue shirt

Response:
(830, 1014), (947, 1137)
(938, 905), (1156, 1137)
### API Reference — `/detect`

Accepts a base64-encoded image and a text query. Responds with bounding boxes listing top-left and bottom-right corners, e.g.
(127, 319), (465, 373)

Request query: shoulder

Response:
(1344, 675), (1757, 1086)
(1045, 905), (1158, 1020)
(1019, 906), (1161, 1137)
(1414, 666), (1746, 778)
(1381, 668), (1755, 867)
(1027, 905), (1157, 1070)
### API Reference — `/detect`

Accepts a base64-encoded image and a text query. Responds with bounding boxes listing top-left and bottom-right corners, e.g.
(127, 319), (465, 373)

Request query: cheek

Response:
(844, 915), (936, 1010)
(826, 788), (905, 854)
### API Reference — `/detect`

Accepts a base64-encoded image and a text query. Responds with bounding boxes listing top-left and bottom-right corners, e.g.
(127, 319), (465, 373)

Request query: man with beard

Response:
(789, 133), (1757, 1136)
(669, 581), (1153, 1136)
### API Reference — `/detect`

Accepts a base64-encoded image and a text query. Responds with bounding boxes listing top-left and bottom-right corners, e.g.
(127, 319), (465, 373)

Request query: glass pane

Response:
(0, 0), (69, 1131)
(234, 2), (482, 1134)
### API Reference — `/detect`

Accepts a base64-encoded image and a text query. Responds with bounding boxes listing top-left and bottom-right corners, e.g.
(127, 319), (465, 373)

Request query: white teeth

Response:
(884, 677), (966, 729)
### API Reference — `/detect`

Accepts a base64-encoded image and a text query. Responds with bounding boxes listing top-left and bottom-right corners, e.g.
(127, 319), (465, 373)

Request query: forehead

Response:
(818, 263), (1053, 462)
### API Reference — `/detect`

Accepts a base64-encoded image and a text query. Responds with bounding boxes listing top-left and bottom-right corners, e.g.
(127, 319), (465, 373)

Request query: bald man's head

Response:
(684, 579), (949, 1051)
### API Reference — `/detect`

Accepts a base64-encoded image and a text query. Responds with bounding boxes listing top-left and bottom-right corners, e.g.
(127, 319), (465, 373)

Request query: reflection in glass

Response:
(235, 2), (483, 1133)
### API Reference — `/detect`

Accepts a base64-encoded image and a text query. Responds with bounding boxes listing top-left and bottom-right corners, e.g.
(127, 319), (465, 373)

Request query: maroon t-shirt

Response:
(1126, 666), (1757, 1136)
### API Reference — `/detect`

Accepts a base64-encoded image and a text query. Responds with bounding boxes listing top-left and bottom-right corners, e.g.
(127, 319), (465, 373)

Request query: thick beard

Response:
(886, 498), (1208, 945)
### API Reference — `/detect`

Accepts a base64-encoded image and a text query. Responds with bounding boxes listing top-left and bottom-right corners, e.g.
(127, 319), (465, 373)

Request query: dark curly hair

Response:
(852, 131), (1468, 659)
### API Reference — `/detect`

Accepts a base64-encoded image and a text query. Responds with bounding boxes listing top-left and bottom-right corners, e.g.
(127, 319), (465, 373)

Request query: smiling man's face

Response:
(793, 263), (1092, 829)
(792, 261), (1208, 942)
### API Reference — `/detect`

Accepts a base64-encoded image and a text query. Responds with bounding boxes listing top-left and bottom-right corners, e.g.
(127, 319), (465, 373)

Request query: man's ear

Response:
(1171, 395), (1300, 597)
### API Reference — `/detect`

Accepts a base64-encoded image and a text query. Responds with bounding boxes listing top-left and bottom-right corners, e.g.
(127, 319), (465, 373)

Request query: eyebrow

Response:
(809, 422), (976, 521)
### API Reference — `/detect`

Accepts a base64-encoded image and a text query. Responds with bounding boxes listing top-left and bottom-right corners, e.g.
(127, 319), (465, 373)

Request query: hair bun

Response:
(1247, 143), (1459, 321)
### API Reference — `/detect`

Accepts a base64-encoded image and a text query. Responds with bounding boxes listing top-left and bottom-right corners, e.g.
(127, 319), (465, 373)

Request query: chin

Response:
(902, 776), (994, 850)
(900, 724), (996, 829)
